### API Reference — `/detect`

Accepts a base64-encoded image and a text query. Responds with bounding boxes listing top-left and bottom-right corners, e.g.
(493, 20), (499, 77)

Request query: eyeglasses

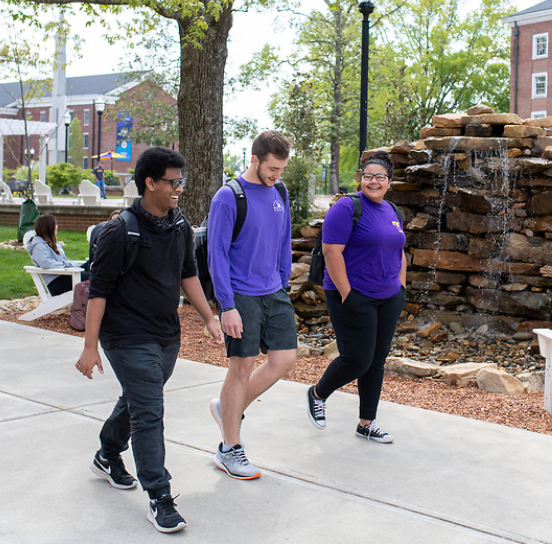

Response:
(362, 173), (388, 182)
(156, 177), (188, 189)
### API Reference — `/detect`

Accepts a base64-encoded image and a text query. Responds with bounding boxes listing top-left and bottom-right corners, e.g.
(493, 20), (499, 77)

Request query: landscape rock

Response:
(476, 368), (526, 395)
(323, 340), (339, 360)
(515, 371), (545, 392)
(385, 357), (440, 378)
(436, 362), (497, 387)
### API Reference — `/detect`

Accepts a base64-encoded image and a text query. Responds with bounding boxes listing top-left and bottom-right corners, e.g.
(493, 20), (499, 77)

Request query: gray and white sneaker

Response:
(307, 386), (326, 429)
(356, 421), (394, 443)
(209, 398), (244, 444)
(214, 443), (261, 480)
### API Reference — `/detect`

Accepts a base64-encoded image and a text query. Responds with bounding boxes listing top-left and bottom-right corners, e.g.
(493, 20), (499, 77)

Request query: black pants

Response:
(100, 342), (179, 498)
(316, 287), (405, 421)
(47, 270), (89, 296)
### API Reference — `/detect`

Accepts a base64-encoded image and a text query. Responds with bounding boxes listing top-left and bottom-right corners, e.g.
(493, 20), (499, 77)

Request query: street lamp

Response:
(95, 100), (106, 165)
(242, 147), (247, 171)
(63, 111), (71, 163)
(358, 1), (374, 166)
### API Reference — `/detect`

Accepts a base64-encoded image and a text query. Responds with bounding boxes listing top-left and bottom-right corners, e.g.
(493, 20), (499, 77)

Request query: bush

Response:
(46, 163), (93, 193)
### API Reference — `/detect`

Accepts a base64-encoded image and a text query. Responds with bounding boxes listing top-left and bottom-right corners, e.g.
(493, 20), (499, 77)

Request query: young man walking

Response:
(207, 130), (297, 480)
(76, 147), (222, 533)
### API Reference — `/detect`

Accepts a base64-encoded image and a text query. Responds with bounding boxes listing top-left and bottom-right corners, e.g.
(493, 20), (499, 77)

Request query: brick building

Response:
(504, 0), (552, 119)
(0, 72), (177, 181)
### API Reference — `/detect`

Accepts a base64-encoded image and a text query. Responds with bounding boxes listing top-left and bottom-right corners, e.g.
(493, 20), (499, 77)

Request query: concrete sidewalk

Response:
(1, 319), (551, 544)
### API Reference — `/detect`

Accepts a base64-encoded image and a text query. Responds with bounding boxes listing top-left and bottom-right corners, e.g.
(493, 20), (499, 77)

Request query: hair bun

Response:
(370, 150), (391, 163)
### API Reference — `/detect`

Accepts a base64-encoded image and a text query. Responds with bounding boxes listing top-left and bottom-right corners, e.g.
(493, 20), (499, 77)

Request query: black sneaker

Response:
(356, 422), (394, 443)
(147, 494), (187, 533)
(307, 386), (326, 429)
(90, 450), (138, 490)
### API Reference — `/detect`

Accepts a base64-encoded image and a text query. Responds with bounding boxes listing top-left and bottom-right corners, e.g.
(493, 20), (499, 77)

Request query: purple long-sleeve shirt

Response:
(207, 176), (292, 309)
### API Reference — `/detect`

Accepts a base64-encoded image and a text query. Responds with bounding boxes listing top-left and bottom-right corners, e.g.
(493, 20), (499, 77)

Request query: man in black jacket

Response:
(76, 147), (222, 533)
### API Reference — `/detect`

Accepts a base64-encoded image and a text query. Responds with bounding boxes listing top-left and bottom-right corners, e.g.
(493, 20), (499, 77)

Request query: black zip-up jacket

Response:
(89, 199), (197, 348)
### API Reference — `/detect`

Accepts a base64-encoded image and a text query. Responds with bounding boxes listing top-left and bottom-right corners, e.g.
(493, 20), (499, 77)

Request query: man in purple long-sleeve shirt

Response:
(208, 131), (297, 480)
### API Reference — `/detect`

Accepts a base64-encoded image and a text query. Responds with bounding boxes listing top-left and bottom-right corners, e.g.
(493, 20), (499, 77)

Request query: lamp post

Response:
(358, 1), (374, 166)
(242, 147), (246, 171)
(63, 111), (71, 163)
(95, 100), (106, 165)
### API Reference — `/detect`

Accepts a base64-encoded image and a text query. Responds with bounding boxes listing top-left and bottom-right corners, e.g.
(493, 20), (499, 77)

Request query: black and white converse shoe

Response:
(356, 421), (394, 443)
(307, 386), (326, 429)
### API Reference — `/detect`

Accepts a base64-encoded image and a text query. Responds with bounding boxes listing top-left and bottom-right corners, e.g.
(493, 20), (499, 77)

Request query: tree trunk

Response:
(176, 6), (233, 225)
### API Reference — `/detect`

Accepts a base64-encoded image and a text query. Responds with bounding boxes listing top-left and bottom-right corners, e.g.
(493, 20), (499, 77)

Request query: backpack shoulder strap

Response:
(347, 194), (363, 227)
(275, 180), (287, 205)
(118, 209), (141, 275)
(227, 178), (247, 243)
(387, 200), (401, 221)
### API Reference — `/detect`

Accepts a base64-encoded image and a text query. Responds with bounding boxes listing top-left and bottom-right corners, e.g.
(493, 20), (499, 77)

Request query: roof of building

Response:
(508, 0), (552, 19)
(0, 72), (142, 108)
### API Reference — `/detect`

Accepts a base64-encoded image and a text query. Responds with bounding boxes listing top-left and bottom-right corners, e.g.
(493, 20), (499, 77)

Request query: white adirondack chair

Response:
(533, 329), (552, 413)
(19, 230), (84, 321)
(78, 179), (101, 205)
(0, 179), (15, 203)
(33, 179), (53, 204)
(123, 180), (138, 206)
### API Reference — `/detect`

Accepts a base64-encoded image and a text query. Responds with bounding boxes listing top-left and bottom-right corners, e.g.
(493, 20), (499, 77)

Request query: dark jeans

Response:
(100, 342), (179, 498)
(316, 287), (406, 421)
(48, 271), (89, 296)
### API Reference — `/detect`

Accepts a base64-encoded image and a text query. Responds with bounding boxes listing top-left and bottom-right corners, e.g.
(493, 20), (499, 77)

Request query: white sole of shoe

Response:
(147, 510), (187, 533)
(355, 431), (394, 444)
(89, 461), (138, 490)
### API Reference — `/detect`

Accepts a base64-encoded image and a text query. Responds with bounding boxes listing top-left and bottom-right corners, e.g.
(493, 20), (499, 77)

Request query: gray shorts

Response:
(222, 288), (297, 358)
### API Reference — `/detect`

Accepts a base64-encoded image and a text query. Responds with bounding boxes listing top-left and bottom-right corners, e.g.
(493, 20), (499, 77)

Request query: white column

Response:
(38, 136), (48, 182)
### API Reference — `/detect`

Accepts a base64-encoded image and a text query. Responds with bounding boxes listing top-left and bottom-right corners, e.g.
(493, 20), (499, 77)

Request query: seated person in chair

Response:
(26, 214), (89, 296)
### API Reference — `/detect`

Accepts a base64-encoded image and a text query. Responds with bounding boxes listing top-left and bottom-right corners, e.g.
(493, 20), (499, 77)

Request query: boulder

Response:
(516, 371), (545, 392)
(323, 340), (339, 359)
(417, 322), (442, 338)
(385, 357), (440, 378)
(297, 342), (312, 358)
(476, 367), (526, 395)
(436, 362), (497, 387)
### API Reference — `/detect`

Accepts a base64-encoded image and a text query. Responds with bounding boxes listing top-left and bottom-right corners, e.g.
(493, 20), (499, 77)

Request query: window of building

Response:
(84, 109), (90, 126)
(40, 111), (46, 122)
(531, 111), (547, 119)
(83, 133), (89, 149)
(533, 33), (549, 59)
(83, 157), (88, 169)
(532, 73), (547, 98)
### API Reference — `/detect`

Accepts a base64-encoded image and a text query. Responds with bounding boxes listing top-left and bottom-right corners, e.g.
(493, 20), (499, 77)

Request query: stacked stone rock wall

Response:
(291, 104), (552, 333)
(364, 104), (552, 330)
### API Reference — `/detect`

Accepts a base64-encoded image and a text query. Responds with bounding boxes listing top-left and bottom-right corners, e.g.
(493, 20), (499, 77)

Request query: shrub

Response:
(46, 163), (93, 193)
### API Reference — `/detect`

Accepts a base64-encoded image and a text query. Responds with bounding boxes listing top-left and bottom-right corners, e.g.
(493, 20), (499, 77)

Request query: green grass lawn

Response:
(0, 226), (89, 300)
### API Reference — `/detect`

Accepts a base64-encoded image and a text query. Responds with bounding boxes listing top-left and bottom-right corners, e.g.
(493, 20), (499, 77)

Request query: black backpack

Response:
(196, 178), (287, 301)
(308, 196), (400, 286)
(89, 209), (187, 276)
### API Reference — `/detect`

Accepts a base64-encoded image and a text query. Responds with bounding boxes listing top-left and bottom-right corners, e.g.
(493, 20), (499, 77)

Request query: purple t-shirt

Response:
(207, 176), (292, 309)
(322, 193), (405, 299)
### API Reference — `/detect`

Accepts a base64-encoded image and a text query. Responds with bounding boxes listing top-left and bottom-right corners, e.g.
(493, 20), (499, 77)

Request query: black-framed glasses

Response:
(156, 177), (188, 189)
(362, 173), (388, 182)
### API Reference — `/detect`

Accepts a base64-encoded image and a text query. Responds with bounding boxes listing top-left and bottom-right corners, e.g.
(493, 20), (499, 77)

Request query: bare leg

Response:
(245, 349), (296, 407)
(220, 356), (255, 446)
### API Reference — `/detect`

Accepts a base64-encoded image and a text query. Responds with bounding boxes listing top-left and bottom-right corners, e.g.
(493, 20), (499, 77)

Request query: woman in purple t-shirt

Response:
(307, 150), (407, 443)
